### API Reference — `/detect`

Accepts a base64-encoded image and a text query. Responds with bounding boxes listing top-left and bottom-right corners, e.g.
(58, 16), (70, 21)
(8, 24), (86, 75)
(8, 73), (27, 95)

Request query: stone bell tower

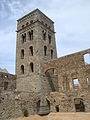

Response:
(16, 9), (57, 92)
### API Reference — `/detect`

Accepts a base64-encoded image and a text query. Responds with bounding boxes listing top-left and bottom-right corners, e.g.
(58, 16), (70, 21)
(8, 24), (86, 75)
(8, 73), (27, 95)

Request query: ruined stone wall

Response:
(0, 72), (16, 91)
(44, 49), (90, 112)
(0, 91), (41, 120)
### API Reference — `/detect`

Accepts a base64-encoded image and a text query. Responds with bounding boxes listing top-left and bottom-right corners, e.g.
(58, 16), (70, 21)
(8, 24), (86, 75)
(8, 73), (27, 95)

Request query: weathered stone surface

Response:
(0, 9), (90, 120)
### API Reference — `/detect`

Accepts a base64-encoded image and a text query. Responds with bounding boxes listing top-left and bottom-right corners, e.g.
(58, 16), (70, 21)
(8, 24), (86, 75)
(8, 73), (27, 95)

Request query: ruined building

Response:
(0, 9), (90, 120)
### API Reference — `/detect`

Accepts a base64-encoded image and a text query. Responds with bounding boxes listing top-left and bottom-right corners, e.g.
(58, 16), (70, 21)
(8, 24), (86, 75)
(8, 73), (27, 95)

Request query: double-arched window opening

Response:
(22, 33), (26, 44)
(29, 30), (33, 40)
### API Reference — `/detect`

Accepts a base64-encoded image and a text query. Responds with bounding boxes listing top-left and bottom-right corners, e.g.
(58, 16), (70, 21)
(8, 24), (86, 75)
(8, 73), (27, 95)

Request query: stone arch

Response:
(37, 98), (50, 115)
(45, 68), (59, 92)
(74, 98), (85, 112)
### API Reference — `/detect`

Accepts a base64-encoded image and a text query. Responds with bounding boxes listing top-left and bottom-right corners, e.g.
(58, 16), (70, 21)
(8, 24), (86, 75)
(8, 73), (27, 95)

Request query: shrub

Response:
(23, 109), (29, 117)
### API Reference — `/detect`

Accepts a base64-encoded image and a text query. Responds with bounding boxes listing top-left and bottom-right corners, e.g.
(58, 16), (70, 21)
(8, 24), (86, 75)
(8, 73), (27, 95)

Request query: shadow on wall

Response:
(45, 68), (59, 92)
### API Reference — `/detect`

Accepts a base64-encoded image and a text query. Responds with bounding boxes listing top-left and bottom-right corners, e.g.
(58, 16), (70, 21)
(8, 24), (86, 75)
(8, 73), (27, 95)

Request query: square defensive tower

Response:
(16, 9), (57, 92)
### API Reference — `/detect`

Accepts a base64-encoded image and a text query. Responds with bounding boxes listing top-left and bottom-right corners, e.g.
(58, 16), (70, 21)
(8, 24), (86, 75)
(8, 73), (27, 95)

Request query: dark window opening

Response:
(22, 25), (24, 28)
(26, 22), (29, 26)
(21, 49), (24, 59)
(45, 23), (47, 27)
(30, 62), (34, 72)
(22, 33), (26, 44)
(21, 65), (24, 74)
(4, 82), (8, 90)
(48, 34), (51, 44)
(30, 20), (33, 24)
(56, 106), (59, 112)
(42, 31), (46, 40)
(29, 30), (33, 40)
(75, 99), (85, 112)
(29, 46), (33, 56)
(44, 46), (47, 56)
(51, 49), (53, 59)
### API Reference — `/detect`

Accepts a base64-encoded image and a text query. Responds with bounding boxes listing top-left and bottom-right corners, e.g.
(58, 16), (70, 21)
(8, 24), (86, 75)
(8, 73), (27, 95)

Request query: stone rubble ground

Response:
(12, 112), (90, 120)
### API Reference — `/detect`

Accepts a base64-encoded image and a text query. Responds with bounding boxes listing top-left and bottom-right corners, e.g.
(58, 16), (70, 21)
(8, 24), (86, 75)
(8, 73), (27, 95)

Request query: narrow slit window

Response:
(44, 46), (47, 56)
(42, 31), (46, 40)
(21, 49), (24, 59)
(21, 65), (24, 74)
(48, 34), (51, 44)
(22, 34), (24, 44)
(51, 49), (53, 59)
(30, 62), (34, 72)
(29, 46), (33, 56)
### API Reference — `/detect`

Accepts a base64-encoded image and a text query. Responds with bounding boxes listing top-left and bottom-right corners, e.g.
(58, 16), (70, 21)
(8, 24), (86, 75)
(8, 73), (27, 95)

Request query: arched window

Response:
(42, 31), (46, 40)
(21, 65), (24, 74)
(22, 33), (26, 43)
(28, 30), (33, 40)
(29, 46), (33, 56)
(51, 49), (53, 59)
(48, 34), (51, 44)
(84, 53), (90, 64)
(30, 62), (34, 72)
(44, 46), (47, 56)
(21, 49), (24, 59)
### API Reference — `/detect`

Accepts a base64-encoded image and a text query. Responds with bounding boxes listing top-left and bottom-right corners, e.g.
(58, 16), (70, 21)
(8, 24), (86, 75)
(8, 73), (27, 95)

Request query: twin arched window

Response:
(22, 33), (26, 44)
(21, 63), (34, 75)
(29, 30), (33, 40)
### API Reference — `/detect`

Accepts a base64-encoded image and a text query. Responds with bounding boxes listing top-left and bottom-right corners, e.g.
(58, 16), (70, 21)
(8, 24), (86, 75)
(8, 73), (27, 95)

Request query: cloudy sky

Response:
(0, 0), (90, 74)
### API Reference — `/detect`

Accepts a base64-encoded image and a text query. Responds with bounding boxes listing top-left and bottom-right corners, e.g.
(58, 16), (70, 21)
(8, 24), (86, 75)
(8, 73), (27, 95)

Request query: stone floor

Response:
(13, 112), (90, 120)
